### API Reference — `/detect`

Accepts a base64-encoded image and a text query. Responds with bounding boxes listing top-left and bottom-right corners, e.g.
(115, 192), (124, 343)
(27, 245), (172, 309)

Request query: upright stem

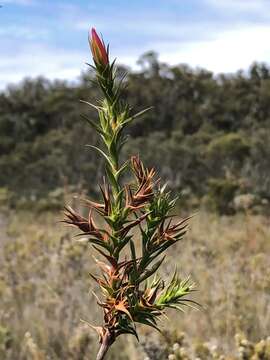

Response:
(96, 331), (114, 360)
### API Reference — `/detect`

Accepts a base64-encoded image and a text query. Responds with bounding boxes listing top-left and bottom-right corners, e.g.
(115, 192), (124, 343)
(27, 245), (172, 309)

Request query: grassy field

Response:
(0, 206), (270, 359)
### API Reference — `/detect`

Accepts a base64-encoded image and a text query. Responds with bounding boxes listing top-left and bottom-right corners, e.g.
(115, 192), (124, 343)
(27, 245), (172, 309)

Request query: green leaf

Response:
(115, 161), (129, 179)
(80, 114), (106, 136)
(105, 164), (119, 193)
(138, 256), (166, 283)
(116, 235), (132, 254)
(116, 324), (139, 342)
(129, 239), (138, 281)
(80, 100), (102, 111)
(134, 317), (161, 332)
(86, 145), (115, 170)
(123, 107), (153, 126)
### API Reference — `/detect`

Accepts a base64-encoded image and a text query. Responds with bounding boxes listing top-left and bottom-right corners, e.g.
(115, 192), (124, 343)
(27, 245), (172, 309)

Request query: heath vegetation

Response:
(0, 25), (270, 360)
(0, 210), (269, 359)
(1, 57), (270, 215)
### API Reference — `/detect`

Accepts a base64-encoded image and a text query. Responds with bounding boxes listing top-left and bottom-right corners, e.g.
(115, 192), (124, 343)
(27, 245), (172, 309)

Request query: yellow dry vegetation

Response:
(0, 209), (269, 359)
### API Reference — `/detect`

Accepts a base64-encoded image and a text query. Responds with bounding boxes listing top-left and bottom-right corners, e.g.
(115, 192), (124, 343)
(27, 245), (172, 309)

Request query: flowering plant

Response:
(63, 28), (197, 360)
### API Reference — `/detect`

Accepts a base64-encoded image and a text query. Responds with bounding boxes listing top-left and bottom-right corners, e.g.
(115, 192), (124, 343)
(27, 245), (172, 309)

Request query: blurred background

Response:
(0, 1), (270, 359)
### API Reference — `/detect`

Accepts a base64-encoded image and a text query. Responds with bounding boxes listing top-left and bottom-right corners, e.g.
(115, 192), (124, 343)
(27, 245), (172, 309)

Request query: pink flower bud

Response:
(89, 28), (109, 67)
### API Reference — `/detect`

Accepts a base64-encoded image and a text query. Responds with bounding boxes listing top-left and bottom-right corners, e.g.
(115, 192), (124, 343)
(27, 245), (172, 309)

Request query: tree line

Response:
(1, 52), (270, 213)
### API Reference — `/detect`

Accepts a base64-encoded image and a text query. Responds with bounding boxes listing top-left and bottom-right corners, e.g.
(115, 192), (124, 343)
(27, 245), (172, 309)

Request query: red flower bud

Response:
(89, 28), (109, 67)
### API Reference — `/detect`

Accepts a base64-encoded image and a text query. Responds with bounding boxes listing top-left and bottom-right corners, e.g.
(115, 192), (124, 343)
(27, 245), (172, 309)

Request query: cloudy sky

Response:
(1, 0), (270, 89)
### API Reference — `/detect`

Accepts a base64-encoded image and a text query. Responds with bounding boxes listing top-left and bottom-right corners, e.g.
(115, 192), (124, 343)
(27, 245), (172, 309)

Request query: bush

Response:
(207, 178), (239, 214)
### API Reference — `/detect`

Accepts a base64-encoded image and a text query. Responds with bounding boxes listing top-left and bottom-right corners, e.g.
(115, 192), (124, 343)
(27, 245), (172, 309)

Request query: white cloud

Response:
(0, 25), (49, 40)
(0, 45), (88, 89)
(2, 24), (270, 90)
(157, 24), (270, 73)
(75, 18), (214, 40)
(2, 3), (270, 90)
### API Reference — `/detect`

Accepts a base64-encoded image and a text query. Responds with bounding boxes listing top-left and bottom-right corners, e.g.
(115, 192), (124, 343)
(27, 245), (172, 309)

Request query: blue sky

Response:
(1, 0), (270, 89)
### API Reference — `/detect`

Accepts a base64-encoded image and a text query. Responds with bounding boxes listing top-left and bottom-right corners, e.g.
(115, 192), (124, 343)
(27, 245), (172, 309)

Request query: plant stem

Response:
(96, 331), (113, 360)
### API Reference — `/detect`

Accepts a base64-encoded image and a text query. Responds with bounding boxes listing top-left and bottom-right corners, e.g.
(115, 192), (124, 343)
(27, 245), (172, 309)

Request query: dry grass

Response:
(0, 208), (269, 359)
(166, 211), (270, 350)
